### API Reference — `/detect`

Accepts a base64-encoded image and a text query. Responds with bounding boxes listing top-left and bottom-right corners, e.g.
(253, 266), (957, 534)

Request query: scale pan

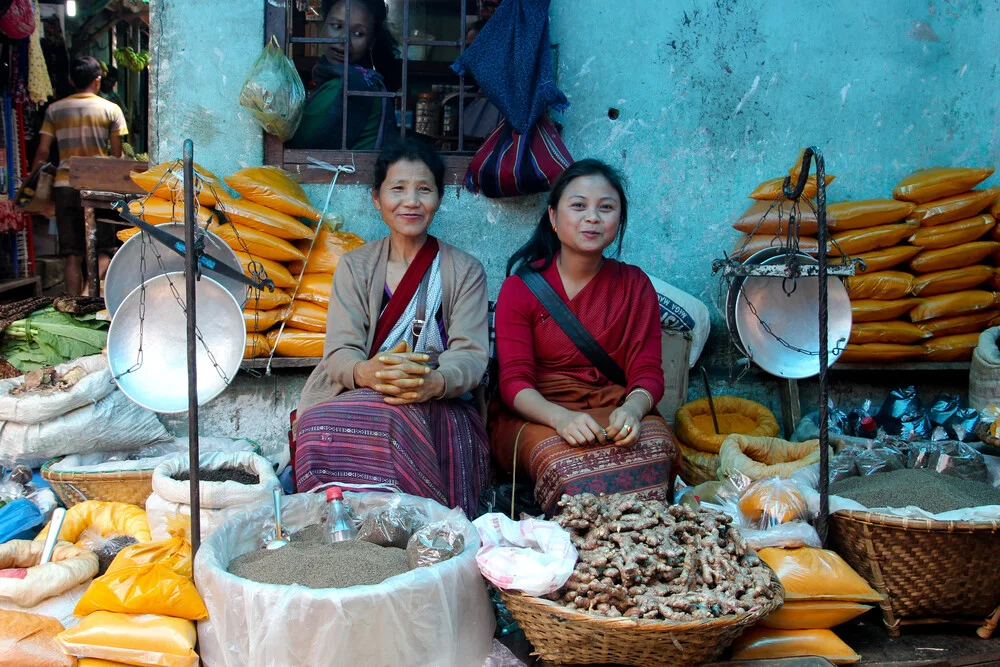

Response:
(104, 223), (246, 317)
(725, 246), (792, 357)
(108, 273), (245, 413)
(735, 254), (852, 379)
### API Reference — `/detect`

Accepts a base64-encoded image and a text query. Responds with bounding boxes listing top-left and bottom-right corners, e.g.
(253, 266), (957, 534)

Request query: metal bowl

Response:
(107, 273), (246, 413)
(104, 223), (246, 317)
(734, 254), (851, 379)
(725, 246), (791, 357)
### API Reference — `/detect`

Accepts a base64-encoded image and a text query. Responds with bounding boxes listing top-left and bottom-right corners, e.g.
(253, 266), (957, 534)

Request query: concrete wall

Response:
(149, 0), (1000, 450)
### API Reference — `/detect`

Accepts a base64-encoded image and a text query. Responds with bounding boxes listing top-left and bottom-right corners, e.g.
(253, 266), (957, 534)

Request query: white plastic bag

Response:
(0, 355), (112, 423)
(646, 274), (710, 368)
(49, 437), (258, 474)
(0, 580), (89, 630)
(195, 491), (494, 667)
(472, 513), (577, 597)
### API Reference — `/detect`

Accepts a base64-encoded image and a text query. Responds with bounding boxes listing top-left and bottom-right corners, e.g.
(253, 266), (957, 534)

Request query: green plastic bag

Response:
(239, 36), (305, 141)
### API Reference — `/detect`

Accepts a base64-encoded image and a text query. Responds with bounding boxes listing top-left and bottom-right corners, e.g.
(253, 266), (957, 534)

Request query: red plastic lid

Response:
(326, 487), (344, 501)
(860, 416), (876, 430)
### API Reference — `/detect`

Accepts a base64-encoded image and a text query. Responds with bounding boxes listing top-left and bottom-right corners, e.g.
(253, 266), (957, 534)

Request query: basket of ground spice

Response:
(829, 468), (1000, 637)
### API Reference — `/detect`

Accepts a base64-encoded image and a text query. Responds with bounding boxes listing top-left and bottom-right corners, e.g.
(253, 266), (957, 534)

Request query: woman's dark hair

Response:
(322, 0), (399, 87)
(506, 159), (629, 276)
(70, 56), (102, 91)
(372, 138), (446, 196)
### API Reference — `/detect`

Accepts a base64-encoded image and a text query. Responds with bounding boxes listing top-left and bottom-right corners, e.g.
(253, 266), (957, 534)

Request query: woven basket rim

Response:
(833, 508), (1000, 532)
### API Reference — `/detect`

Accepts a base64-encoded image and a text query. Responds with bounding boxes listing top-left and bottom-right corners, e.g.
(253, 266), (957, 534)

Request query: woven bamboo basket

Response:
(498, 570), (783, 666)
(830, 509), (1000, 638)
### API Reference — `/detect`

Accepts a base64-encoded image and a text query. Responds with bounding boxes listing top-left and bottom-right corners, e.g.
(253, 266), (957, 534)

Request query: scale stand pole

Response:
(183, 139), (202, 555)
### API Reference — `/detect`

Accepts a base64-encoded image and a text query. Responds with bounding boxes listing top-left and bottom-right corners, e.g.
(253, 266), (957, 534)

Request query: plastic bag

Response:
(919, 309), (999, 337)
(893, 166), (995, 204)
(845, 271), (914, 301)
(74, 562), (207, 620)
(0, 610), (75, 667)
(286, 300), (327, 333)
(288, 228), (366, 275)
(107, 520), (192, 578)
(0, 540), (99, 607)
(646, 274), (711, 368)
(923, 333), (980, 361)
(473, 513), (577, 597)
(855, 443), (906, 476)
(268, 327), (324, 357)
(907, 186), (1000, 227)
(244, 332), (271, 359)
(827, 199), (915, 230)
(234, 251), (296, 289)
(407, 520), (466, 568)
(738, 478), (808, 530)
(944, 408), (980, 442)
(56, 611), (198, 667)
(910, 241), (1000, 273)
(731, 628), (861, 663)
(731, 234), (819, 261)
(357, 497), (426, 549)
(674, 397), (779, 454)
(225, 165), (321, 221)
(838, 343), (922, 363)
(127, 196), (214, 226)
(928, 394), (962, 426)
(909, 440), (988, 482)
(749, 174), (835, 200)
(243, 307), (287, 332)
(740, 520), (822, 550)
(875, 387), (930, 439)
(909, 214), (995, 249)
(36, 501), (150, 546)
(0, 497), (43, 542)
(717, 435), (825, 480)
(245, 285), (291, 311)
(296, 273), (333, 308)
(757, 547), (881, 602)
(238, 36), (306, 141)
(910, 290), (996, 322)
(0, 355), (111, 424)
(831, 245), (920, 274)
(130, 161), (225, 207)
(849, 321), (929, 345)
(216, 196), (313, 240)
(208, 221), (305, 262)
(732, 199), (819, 235)
(850, 298), (922, 323)
(761, 600), (873, 630)
(912, 265), (995, 296)
(830, 221), (918, 255)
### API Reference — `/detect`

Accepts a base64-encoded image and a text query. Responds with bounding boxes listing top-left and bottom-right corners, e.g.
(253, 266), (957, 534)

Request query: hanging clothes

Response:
(0, 0), (33, 40)
(26, 1), (51, 103)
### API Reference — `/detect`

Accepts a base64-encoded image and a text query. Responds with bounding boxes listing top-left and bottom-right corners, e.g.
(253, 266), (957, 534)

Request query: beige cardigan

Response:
(297, 237), (489, 415)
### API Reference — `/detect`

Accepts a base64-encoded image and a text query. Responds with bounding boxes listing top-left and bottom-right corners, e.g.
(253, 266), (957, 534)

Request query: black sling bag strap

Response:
(516, 266), (628, 388)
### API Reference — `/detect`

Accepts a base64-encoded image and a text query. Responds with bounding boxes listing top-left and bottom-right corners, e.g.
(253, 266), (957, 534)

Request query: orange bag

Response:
(0, 611), (75, 667)
(907, 214), (995, 249)
(738, 478), (807, 529)
(234, 251), (296, 289)
(829, 221), (918, 255)
(215, 196), (313, 240)
(750, 174), (835, 200)
(918, 309), (999, 337)
(758, 547), (881, 602)
(850, 298), (922, 323)
(911, 265), (995, 296)
(731, 235), (819, 261)
(130, 161), (226, 206)
(761, 601), (873, 630)
(831, 246), (920, 274)
(838, 343), (923, 363)
(909, 290), (996, 322)
(207, 222), (305, 262)
(243, 307), (287, 332)
(268, 328), (324, 357)
(56, 612), (198, 667)
(288, 228), (366, 274)
(245, 286), (292, 310)
(909, 241), (1000, 273)
(922, 333), (980, 361)
(731, 628), (861, 664)
(845, 271), (913, 300)
(993, 196), (1000, 220)
(73, 563), (208, 620)
(827, 199), (915, 230)
(127, 197), (214, 226)
(106, 523), (192, 579)
(80, 661), (133, 667)
(297, 273), (332, 307)
(849, 321), (930, 345)
(224, 166), (322, 221)
(286, 300), (327, 333)
(907, 187), (1000, 226)
(893, 166), (995, 204)
(732, 199), (819, 235)
(244, 332), (272, 359)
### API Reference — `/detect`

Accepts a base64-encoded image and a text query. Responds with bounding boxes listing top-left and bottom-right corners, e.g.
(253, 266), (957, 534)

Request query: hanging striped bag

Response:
(465, 116), (573, 198)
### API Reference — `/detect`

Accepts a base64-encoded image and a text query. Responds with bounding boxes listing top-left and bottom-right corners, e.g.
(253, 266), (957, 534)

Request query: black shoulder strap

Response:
(517, 267), (627, 387)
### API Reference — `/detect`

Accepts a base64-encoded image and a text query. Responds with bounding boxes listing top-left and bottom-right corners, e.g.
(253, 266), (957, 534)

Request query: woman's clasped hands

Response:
(354, 341), (445, 405)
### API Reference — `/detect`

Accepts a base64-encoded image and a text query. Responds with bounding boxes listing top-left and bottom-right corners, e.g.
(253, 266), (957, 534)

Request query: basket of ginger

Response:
(499, 493), (783, 666)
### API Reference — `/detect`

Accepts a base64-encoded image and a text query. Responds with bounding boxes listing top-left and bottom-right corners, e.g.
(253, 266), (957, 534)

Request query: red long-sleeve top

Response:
(495, 257), (664, 408)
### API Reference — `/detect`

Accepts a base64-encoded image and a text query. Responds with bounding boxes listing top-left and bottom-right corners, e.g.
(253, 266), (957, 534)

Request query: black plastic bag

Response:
(876, 387), (931, 440)
(928, 394), (962, 427)
(945, 408), (981, 443)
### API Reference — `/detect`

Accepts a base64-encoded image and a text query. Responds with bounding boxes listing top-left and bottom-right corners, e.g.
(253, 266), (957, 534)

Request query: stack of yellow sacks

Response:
(839, 166), (999, 363)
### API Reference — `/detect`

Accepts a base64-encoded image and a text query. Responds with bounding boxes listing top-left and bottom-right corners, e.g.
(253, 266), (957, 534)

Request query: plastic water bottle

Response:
(323, 487), (357, 544)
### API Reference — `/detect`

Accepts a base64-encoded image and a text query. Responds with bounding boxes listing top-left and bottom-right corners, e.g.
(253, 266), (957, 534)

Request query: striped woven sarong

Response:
(294, 389), (489, 517)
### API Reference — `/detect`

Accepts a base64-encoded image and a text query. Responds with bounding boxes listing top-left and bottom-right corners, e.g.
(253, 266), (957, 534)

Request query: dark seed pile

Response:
(173, 467), (260, 485)
(830, 468), (1000, 514)
(95, 535), (138, 575)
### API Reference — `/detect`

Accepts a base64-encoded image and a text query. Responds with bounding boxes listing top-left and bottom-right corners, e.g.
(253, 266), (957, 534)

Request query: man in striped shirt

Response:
(32, 56), (128, 296)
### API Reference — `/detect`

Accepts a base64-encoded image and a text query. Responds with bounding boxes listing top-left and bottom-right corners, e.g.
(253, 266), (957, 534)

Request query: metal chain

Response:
(738, 286), (846, 357)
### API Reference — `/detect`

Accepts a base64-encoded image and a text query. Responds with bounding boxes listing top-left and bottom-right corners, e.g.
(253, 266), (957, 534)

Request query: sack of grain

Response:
(646, 275), (710, 368)
(969, 327), (1000, 412)
(906, 187), (1000, 227)
(893, 166), (995, 204)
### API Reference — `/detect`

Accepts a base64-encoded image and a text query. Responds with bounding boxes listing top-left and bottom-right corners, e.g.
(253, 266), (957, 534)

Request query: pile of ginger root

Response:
(549, 492), (776, 621)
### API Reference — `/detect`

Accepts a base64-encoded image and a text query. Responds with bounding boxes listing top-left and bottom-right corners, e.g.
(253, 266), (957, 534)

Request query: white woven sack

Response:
(0, 540), (98, 608)
(145, 491), (233, 542)
(970, 327), (1000, 413)
(647, 275), (710, 368)
(0, 355), (113, 424)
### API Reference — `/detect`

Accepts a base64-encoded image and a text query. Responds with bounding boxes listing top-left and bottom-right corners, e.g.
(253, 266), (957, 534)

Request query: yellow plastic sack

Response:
(36, 501), (150, 545)
(243, 307), (288, 332)
(225, 166), (322, 221)
(907, 187), (1000, 227)
(908, 214), (995, 249)
(845, 271), (914, 300)
(106, 524), (192, 579)
(912, 265), (995, 296)
(918, 309), (998, 337)
(74, 563), (207, 620)
(288, 228), (366, 275)
(849, 321), (930, 345)
(674, 397), (779, 454)
(130, 161), (225, 207)
(838, 343), (923, 363)
(831, 245), (920, 274)
(830, 221), (918, 255)
(850, 298), (923, 323)
(893, 166), (995, 204)
(827, 199), (915, 231)
(297, 273), (332, 307)
(738, 478), (808, 529)
(731, 628), (861, 664)
(268, 327), (324, 357)
(80, 660), (134, 667)
(215, 196), (313, 240)
(208, 221), (305, 262)
(286, 300), (327, 333)
(732, 235), (818, 261)
(750, 174), (835, 200)
(127, 197), (214, 226)
(922, 333), (980, 361)
(244, 332), (272, 359)
(758, 547), (881, 602)
(678, 443), (720, 485)
(0, 610), (75, 667)
(235, 251), (296, 289)
(732, 199), (819, 235)
(717, 435), (826, 480)
(0, 540), (99, 608)
(245, 286), (292, 310)
(909, 241), (1000, 273)
(909, 290), (996, 322)
(761, 601), (873, 630)
(993, 196), (1000, 220)
(56, 611), (198, 667)
(116, 227), (142, 243)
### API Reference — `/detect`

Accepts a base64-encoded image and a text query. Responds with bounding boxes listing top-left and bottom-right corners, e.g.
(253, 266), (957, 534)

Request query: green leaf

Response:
(31, 329), (102, 363)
